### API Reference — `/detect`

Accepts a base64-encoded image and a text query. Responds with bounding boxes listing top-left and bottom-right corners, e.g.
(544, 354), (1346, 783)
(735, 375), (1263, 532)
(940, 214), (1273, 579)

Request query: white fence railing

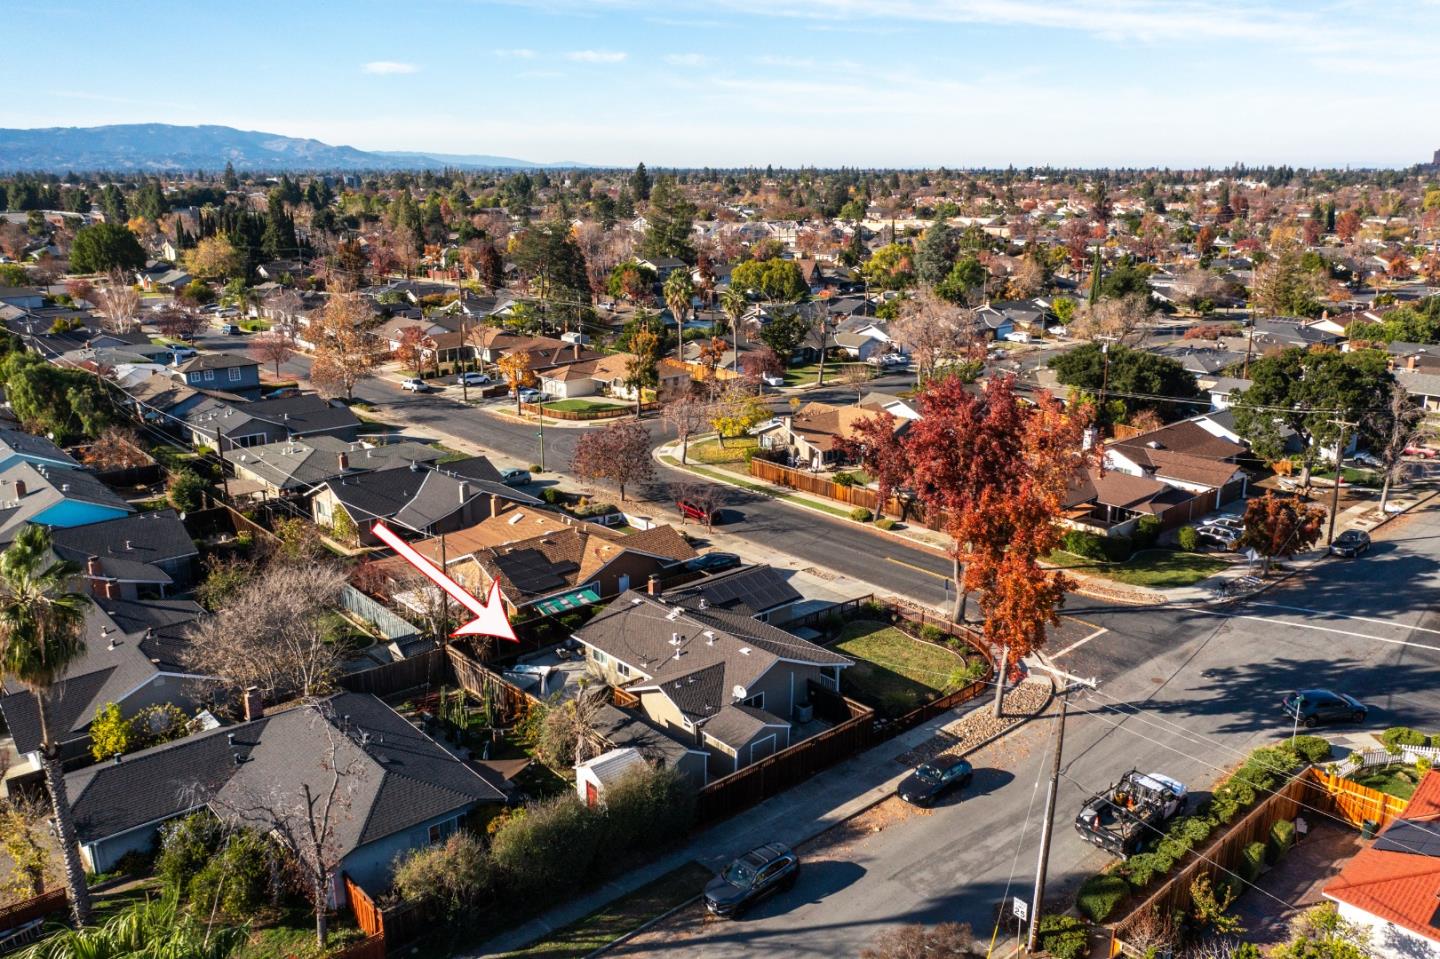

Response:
(1343, 742), (1440, 771)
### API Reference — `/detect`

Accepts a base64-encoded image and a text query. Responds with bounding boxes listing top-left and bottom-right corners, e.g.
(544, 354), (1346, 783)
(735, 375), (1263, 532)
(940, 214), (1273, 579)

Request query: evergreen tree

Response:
(915, 221), (959, 287)
(223, 161), (239, 191)
(630, 162), (652, 202)
(1087, 250), (1103, 306)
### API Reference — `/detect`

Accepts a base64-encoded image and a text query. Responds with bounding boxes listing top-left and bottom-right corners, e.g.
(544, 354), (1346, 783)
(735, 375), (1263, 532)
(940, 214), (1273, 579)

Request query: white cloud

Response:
(362, 61), (419, 75)
(493, 48), (537, 58)
(565, 49), (628, 63)
(664, 53), (711, 67)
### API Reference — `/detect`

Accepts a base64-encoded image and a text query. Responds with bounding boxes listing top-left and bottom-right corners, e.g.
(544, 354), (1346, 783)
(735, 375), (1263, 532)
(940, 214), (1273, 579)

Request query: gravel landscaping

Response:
(895, 679), (1053, 767)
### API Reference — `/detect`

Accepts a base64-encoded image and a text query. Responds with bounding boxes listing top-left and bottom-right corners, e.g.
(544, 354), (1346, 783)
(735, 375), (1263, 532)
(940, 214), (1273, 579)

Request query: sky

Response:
(4, 0), (1439, 168)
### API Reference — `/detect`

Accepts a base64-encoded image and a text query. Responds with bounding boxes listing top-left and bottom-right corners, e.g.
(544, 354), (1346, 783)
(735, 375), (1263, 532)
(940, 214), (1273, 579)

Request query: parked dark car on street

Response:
(1329, 530), (1371, 558)
(1282, 689), (1368, 728)
(897, 757), (973, 806)
(684, 552), (742, 574)
(704, 843), (799, 918)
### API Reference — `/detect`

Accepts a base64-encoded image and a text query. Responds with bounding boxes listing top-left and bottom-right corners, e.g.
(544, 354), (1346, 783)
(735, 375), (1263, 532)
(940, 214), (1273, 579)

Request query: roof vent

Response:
(738, 647), (751, 656)
(508, 512), (525, 524)
(666, 607), (682, 621)
(1146, 440), (1164, 449)
(704, 631), (715, 645)
(670, 632), (681, 645)
(698, 598), (708, 610)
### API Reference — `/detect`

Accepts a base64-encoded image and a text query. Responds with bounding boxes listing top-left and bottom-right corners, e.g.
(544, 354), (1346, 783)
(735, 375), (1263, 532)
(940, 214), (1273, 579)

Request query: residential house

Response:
(662, 563), (805, 624)
(225, 436), (446, 498)
(51, 509), (200, 595)
(64, 692), (506, 894)
(1062, 467), (1202, 537)
(573, 591), (852, 775)
(1321, 771), (1440, 959)
(0, 597), (213, 781)
(1198, 376), (1253, 411)
(0, 462), (134, 542)
(1397, 370), (1440, 411)
(0, 287), (45, 310)
(444, 521), (697, 618)
(753, 399), (904, 471)
(174, 352), (263, 399)
(590, 703), (710, 788)
(1250, 317), (1344, 351)
(181, 394), (361, 451)
(1104, 419), (1250, 508)
(311, 457), (521, 546)
(0, 426), (81, 472)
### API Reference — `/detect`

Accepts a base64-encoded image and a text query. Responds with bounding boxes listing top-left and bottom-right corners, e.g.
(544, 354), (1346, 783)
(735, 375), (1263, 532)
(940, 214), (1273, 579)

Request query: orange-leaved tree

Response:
(1238, 493), (1324, 575)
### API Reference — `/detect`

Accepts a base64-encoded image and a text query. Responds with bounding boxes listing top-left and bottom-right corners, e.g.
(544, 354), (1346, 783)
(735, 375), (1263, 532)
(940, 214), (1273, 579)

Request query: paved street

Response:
(601, 501), (1440, 957)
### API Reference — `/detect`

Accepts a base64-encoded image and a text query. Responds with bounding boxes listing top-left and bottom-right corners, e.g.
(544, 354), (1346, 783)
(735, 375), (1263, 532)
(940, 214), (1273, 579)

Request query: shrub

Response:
(1123, 852), (1162, 890)
(1177, 525), (1200, 551)
(1174, 816), (1213, 846)
(529, 463), (543, 473)
(598, 765), (695, 863)
(1156, 837), (1190, 863)
(1208, 795), (1240, 824)
(1061, 529), (1109, 560)
(1291, 735), (1332, 763)
(489, 794), (601, 903)
(1239, 840), (1267, 883)
(833, 471), (858, 487)
(1036, 915), (1088, 959)
(850, 507), (873, 522)
(875, 518), (897, 531)
(541, 487), (565, 505)
(1270, 819), (1296, 860)
(919, 624), (947, 645)
(89, 702), (132, 762)
(155, 812), (224, 891)
(1382, 726), (1429, 754)
(167, 468), (207, 513)
(393, 830), (493, 917)
(187, 830), (277, 922)
(1076, 872), (1129, 922)
(1133, 514), (1161, 551)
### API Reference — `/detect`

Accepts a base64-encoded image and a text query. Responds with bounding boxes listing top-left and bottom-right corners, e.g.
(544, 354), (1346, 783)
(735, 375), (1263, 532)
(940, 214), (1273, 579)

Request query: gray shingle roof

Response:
(702, 703), (789, 749)
(176, 352), (258, 373)
(50, 509), (197, 569)
(226, 437), (445, 492)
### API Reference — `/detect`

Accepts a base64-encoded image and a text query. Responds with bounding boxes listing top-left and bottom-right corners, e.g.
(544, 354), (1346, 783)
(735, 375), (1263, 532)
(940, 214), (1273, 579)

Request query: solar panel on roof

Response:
(1374, 819), (1440, 857)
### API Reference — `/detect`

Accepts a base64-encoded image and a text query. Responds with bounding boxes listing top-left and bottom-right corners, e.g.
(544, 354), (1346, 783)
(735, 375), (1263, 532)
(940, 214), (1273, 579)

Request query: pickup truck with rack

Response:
(1074, 770), (1188, 858)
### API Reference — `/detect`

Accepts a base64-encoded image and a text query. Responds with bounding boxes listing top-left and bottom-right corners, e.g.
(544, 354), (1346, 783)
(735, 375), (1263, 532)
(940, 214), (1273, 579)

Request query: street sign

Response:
(1012, 896), (1028, 921)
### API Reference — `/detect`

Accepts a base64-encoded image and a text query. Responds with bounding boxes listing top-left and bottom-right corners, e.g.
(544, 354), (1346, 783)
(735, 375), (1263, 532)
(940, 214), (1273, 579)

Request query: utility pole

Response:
(459, 313), (470, 404)
(1326, 418), (1359, 545)
(1026, 691), (1069, 953)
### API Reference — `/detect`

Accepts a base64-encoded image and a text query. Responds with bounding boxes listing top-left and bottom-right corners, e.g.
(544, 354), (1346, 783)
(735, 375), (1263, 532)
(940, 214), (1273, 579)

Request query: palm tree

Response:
(25, 885), (247, 959)
(663, 270), (695, 363)
(0, 526), (93, 926)
(720, 289), (748, 376)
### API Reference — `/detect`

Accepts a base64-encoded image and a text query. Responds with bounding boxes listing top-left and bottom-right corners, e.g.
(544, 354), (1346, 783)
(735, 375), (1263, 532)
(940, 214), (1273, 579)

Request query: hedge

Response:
(1061, 528), (1133, 562)
(1036, 915), (1088, 959)
(1132, 514), (1161, 551)
(1381, 726), (1436, 754)
(1076, 873), (1129, 922)
(1177, 525), (1200, 551)
(1239, 840), (1267, 883)
(1270, 819), (1296, 861)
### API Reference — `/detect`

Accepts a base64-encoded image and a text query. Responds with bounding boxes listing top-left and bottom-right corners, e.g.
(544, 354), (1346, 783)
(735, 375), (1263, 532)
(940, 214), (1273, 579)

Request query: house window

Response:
(616, 662), (630, 677)
(741, 692), (765, 710)
(591, 648), (608, 666)
(203, 370), (214, 382)
(428, 817), (456, 844)
(228, 368), (242, 382)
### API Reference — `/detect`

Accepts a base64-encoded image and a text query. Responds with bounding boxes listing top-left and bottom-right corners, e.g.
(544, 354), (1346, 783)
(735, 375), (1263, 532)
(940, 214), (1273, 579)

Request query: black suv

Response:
(704, 843), (800, 918)
(1283, 689), (1368, 728)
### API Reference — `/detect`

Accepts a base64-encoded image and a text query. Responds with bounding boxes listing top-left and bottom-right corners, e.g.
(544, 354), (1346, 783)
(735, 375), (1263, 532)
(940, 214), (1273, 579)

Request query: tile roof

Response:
(1322, 771), (1440, 944)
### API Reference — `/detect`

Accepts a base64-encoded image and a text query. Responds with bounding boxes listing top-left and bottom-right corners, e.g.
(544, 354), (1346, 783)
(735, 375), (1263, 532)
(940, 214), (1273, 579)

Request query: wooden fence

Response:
(748, 459), (950, 531)
(339, 646), (449, 698)
(777, 594), (876, 631)
(1114, 769), (1317, 936)
(331, 936), (386, 959)
(693, 687), (876, 825)
(344, 875), (384, 938)
(1311, 766), (1410, 831)
(447, 645), (536, 722)
(0, 889), (67, 935)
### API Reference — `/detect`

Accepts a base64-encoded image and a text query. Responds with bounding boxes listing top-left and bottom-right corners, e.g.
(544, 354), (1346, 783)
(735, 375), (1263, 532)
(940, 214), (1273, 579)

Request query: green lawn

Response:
(1046, 549), (1229, 589)
(685, 436), (758, 465)
(496, 862), (713, 959)
(834, 619), (970, 715)
(1351, 764), (1421, 800)
(1311, 466), (1381, 487)
(543, 398), (627, 413)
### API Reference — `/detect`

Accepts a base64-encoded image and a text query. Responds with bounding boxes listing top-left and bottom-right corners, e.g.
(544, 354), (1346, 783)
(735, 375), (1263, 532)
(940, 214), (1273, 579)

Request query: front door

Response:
(617, 574), (630, 594)
(585, 780), (599, 808)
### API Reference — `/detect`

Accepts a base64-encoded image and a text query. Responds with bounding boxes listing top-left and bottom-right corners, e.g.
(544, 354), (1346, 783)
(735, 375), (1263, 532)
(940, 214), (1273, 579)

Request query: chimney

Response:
(458, 480), (470, 504)
(242, 686), (264, 722)
(490, 493), (501, 517)
(13, 480), (25, 498)
(338, 452), (349, 472)
(86, 555), (101, 578)
(572, 342), (580, 360)
(647, 574), (660, 596)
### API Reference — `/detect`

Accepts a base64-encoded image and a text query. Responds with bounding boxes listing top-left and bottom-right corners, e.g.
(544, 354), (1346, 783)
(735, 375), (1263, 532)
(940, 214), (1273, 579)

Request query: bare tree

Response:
(673, 481), (724, 531)
(836, 362), (878, 402)
(860, 922), (977, 959)
(1069, 291), (1154, 346)
(1370, 381), (1426, 516)
(250, 328), (298, 379)
(537, 684), (607, 768)
(155, 309), (203, 341)
(185, 562), (350, 703)
(662, 392), (713, 464)
(889, 290), (974, 383)
(95, 270), (140, 334)
(211, 705), (367, 946)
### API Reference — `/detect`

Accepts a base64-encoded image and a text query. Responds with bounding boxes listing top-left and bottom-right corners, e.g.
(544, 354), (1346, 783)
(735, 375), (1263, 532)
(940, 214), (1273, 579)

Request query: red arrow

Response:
(372, 521), (517, 642)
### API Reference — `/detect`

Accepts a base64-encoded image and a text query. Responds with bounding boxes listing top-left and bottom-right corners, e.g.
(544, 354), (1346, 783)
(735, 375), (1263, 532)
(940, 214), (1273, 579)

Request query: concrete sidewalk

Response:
(469, 685), (1049, 957)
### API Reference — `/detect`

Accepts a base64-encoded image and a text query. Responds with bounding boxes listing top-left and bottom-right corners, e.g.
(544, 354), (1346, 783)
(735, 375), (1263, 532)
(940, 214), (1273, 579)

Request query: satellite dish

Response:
(732, 685), (747, 700)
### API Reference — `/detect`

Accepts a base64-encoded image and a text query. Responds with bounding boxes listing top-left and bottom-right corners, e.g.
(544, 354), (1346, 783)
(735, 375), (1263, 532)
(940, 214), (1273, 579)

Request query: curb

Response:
(586, 892), (706, 959)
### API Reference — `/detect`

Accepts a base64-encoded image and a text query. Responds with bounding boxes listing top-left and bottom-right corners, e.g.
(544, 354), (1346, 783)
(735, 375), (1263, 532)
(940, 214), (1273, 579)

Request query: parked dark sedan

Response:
(1283, 689), (1369, 728)
(897, 757), (973, 806)
(684, 552), (742, 574)
(704, 843), (799, 918)
(1329, 530), (1371, 558)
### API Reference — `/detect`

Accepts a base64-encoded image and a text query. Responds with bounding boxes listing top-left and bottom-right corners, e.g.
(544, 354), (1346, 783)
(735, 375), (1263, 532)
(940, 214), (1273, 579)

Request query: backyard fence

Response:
(447, 645), (536, 722)
(693, 686), (875, 825)
(1310, 766), (1410, 831)
(331, 936), (386, 959)
(1343, 743), (1440, 771)
(338, 646), (449, 698)
(778, 594), (877, 632)
(0, 889), (67, 936)
(340, 586), (424, 647)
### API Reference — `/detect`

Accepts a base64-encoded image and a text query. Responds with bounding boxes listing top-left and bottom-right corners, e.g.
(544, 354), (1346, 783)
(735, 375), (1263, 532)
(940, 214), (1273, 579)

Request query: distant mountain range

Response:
(0, 124), (580, 173)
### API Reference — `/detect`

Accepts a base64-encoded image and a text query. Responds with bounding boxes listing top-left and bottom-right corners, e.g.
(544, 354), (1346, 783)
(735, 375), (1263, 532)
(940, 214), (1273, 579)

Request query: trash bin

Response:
(1361, 819), (1379, 840)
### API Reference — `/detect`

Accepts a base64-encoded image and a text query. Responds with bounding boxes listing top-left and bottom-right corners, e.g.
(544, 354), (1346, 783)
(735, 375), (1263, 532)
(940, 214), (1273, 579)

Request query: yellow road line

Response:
(884, 556), (952, 581)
